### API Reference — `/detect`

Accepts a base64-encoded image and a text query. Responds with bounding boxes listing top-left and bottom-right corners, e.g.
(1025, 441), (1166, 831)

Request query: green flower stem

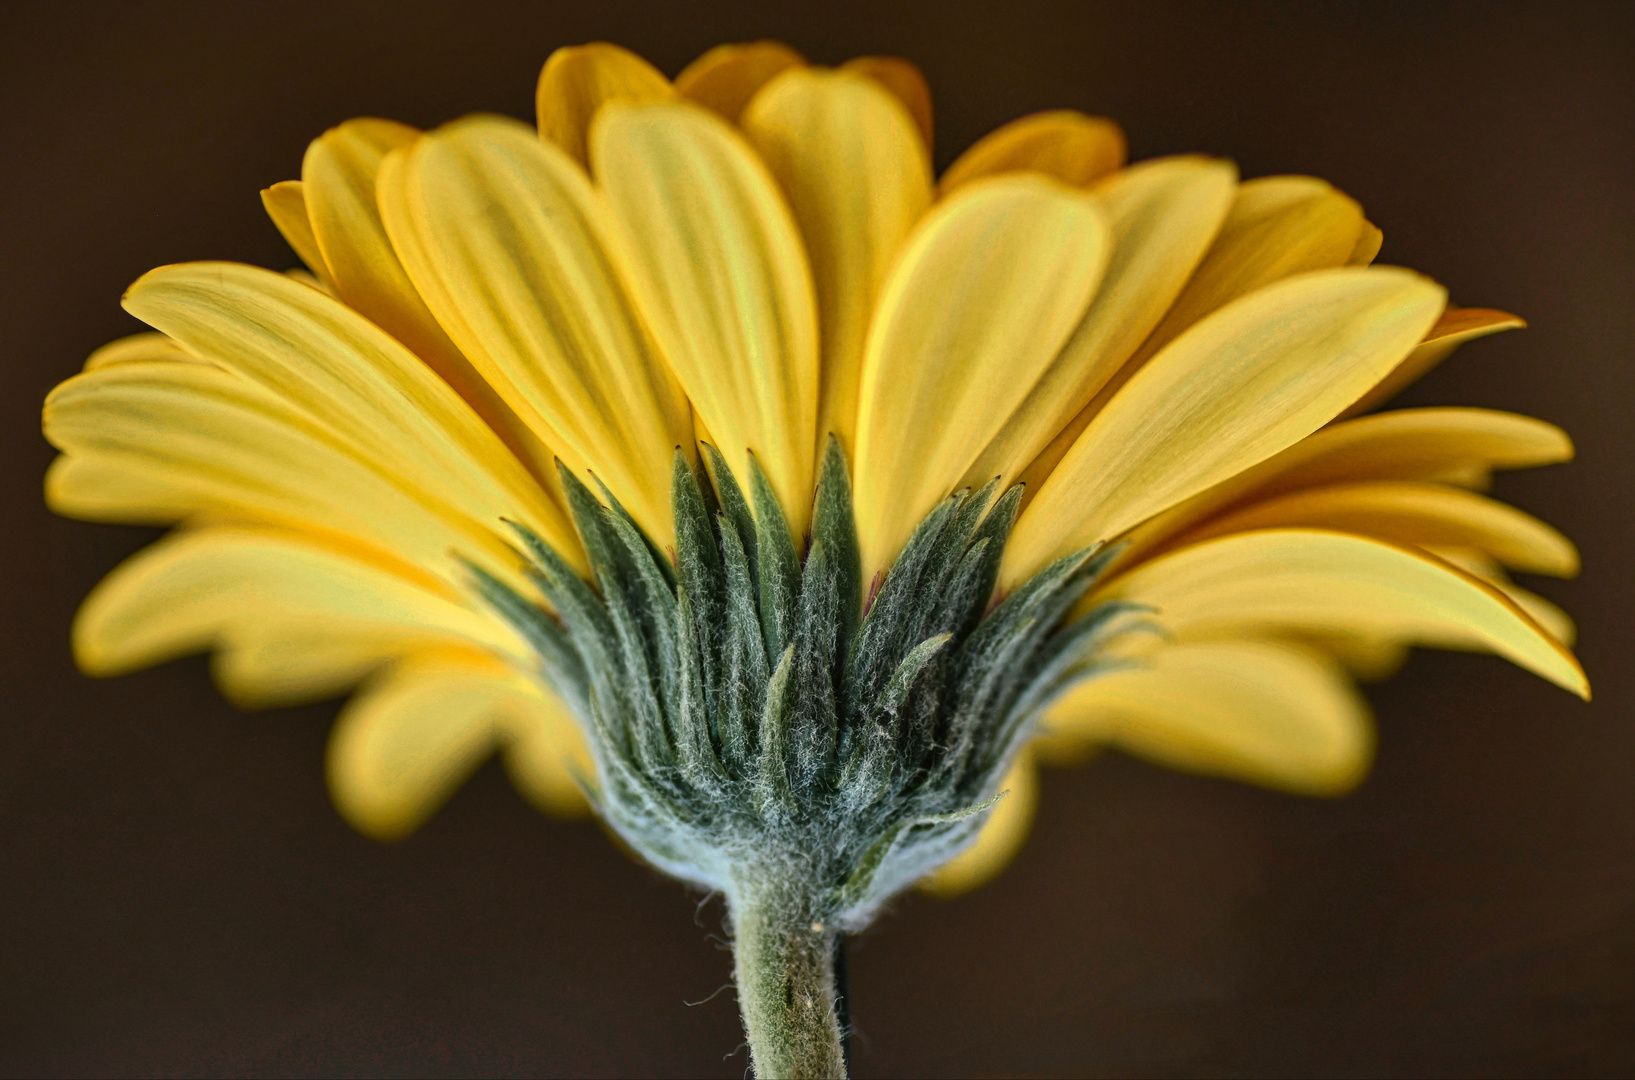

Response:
(732, 880), (848, 1079)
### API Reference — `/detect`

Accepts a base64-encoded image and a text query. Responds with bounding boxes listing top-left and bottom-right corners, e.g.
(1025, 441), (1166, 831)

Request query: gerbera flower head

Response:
(43, 39), (1585, 1078)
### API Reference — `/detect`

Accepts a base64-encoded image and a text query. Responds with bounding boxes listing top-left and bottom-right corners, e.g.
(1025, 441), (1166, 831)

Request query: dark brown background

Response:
(3, 1), (1632, 1076)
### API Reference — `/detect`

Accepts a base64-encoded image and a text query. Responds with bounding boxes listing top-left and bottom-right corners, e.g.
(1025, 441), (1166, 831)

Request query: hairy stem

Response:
(732, 884), (847, 1079)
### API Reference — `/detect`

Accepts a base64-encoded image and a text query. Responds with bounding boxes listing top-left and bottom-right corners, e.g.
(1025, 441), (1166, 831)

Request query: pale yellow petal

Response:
(939, 110), (1125, 194)
(1424, 547), (1577, 647)
(741, 68), (933, 458)
(675, 40), (806, 122)
(1499, 584), (1576, 648)
(1348, 221), (1384, 265)
(1136, 176), (1367, 356)
(43, 360), (533, 591)
(1041, 640), (1374, 794)
(1007, 267), (1446, 584)
(962, 156), (1236, 489)
(840, 56), (934, 153)
(595, 101), (819, 538)
(852, 176), (1109, 576)
(501, 693), (595, 818)
(918, 748), (1039, 897)
(1177, 480), (1579, 577)
(304, 119), (559, 490)
(82, 331), (205, 371)
(120, 261), (580, 570)
(1118, 406), (1576, 568)
(1301, 632), (1411, 682)
(536, 42), (672, 166)
(260, 180), (331, 282)
(211, 633), (419, 709)
(302, 118), (559, 487)
(1339, 307), (1526, 420)
(382, 116), (694, 544)
(1099, 528), (1588, 697)
(72, 527), (528, 687)
(327, 648), (540, 839)
(1022, 176), (1372, 490)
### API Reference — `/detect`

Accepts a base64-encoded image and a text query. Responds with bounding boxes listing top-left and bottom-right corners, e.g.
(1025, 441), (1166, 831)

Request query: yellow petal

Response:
(1301, 631), (1411, 682)
(1177, 480), (1579, 577)
(1007, 267), (1446, 583)
(852, 176), (1110, 576)
(1123, 176), (1367, 373)
(741, 68), (933, 458)
(82, 331), (205, 370)
(536, 42), (672, 167)
(675, 40), (806, 122)
(302, 118), (558, 486)
(43, 360), (532, 590)
(1424, 547), (1578, 647)
(211, 633), (422, 709)
(72, 527), (528, 687)
(260, 180), (332, 282)
(963, 156), (1236, 490)
(1017, 176), (1374, 489)
(918, 748), (1039, 897)
(120, 261), (580, 570)
(1339, 307), (1526, 420)
(939, 110), (1125, 195)
(840, 56), (935, 153)
(1100, 528), (1588, 698)
(1041, 640), (1374, 794)
(1118, 406), (1576, 568)
(382, 115), (694, 545)
(501, 689), (594, 819)
(327, 648), (540, 839)
(1348, 221), (1384, 265)
(595, 101), (819, 538)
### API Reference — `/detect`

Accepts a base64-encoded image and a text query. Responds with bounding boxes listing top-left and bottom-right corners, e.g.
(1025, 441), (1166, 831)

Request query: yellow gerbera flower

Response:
(42, 39), (1585, 1079)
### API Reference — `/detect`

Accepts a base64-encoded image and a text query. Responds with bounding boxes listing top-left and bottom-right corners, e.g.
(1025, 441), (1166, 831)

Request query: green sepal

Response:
(476, 441), (1135, 927)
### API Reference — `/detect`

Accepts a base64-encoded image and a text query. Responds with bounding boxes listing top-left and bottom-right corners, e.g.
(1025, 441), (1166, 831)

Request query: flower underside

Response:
(473, 438), (1134, 927)
(40, 35), (1594, 1080)
(43, 40), (1589, 913)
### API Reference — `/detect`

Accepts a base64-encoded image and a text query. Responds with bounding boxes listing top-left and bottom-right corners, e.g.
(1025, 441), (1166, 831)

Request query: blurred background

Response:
(2, 1), (1631, 1075)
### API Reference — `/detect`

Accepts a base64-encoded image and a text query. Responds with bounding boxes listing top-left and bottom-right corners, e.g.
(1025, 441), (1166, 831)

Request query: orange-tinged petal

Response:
(676, 40), (806, 122)
(939, 109), (1125, 195)
(536, 42), (673, 166)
